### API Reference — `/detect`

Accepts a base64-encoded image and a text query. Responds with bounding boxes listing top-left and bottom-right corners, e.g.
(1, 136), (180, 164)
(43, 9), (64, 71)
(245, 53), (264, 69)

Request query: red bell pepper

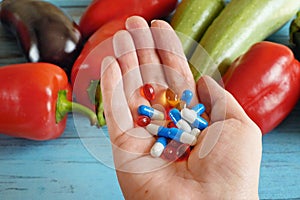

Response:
(71, 17), (127, 126)
(79, 0), (178, 39)
(0, 63), (97, 140)
(223, 41), (300, 135)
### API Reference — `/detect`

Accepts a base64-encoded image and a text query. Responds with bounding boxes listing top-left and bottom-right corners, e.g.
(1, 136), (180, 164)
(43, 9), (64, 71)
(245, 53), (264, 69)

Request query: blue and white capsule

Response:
(191, 103), (206, 115)
(179, 89), (193, 109)
(146, 124), (197, 146)
(169, 108), (191, 132)
(190, 128), (201, 138)
(150, 137), (167, 158)
(181, 108), (208, 130)
(180, 89), (193, 107)
(138, 105), (164, 120)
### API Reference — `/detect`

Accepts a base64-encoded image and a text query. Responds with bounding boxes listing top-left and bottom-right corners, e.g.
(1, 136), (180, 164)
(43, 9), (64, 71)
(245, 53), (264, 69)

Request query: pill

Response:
(181, 108), (208, 130)
(180, 89), (193, 108)
(165, 88), (179, 107)
(169, 108), (191, 132)
(162, 140), (190, 162)
(161, 145), (177, 161)
(146, 124), (197, 146)
(136, 115), (151, 127)
(150, 137), (168, 158)
(138, 105), (164, 120)
(166, 121), (177, 128)
(191, 103), (206, 115)
(190, 128), (201, 138)
(140, 83), (155, 101)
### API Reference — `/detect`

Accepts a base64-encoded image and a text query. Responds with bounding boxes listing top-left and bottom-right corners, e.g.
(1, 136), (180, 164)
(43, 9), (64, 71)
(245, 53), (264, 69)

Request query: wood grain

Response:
(0, 1), (299, 199)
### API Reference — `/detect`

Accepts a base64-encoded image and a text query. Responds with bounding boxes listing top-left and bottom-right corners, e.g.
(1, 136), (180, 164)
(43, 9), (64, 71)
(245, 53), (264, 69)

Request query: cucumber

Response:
(290, 11), (300, 46)
(189, 0), (300, 81)
(171, 0), (225, 58)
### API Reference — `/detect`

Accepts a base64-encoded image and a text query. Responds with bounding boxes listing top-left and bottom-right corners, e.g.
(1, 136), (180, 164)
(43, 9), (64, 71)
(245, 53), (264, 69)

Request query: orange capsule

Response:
(140, 84), (155, 101)
(165, 88), (179, 107)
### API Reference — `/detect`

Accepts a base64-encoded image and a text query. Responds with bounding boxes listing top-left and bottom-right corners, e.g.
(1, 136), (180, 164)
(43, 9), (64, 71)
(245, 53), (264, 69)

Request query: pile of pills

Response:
(137, 84), (208, 161)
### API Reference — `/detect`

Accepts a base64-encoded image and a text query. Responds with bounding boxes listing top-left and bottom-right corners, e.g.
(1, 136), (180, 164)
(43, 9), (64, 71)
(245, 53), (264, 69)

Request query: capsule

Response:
(136, 115), (151, 127)
(180, 89), (193, 108)
(140, 83), (155, 101)
(169, 108), (191, 132)
(181, 108), (208, 130)
(165, 88), (179, 107)
(166, 121), (177, 128)
(162, 140), (191, 162)
(191, 103), (206, 115)
(137, 105), (164, 120)
(150, 137), (168, 158)
(146, 124), (197, 146)
(190, 128), (201, 138)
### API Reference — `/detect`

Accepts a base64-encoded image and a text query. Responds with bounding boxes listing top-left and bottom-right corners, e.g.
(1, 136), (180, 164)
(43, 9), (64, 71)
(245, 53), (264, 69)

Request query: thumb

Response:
(197, 75), (252, 124)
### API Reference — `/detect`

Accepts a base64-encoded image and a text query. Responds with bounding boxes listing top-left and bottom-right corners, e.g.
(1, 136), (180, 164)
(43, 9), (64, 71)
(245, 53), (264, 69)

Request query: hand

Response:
(100, 16), (262, 200)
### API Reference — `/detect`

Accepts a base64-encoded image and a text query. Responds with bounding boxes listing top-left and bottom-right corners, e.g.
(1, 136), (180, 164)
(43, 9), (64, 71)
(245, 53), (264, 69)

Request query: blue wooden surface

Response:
(0, 1), (299, 199)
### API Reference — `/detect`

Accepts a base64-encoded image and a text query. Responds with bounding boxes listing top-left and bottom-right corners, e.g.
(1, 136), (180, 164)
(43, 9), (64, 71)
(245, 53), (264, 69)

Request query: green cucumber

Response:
(290, 11), (300, 46)
(170, 0), (225, 58)
(189, 0), (300, 81)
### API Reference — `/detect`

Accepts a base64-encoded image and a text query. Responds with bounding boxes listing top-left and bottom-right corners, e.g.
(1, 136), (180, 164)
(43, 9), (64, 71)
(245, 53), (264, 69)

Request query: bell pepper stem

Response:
(87, 80), (106, 127)
(97, 86), (106, 127)
(56, 90), (98, 126)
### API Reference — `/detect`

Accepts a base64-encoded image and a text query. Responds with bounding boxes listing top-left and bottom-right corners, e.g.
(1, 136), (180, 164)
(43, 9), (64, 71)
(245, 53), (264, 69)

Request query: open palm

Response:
(100, 16), (262, 200)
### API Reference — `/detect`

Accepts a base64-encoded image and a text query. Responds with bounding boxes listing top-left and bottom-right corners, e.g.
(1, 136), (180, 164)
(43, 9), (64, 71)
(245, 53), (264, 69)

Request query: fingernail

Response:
(113, 30), (135, 57)
(150, 19), (157, 25)
(198, 128), (222, 159)
(125, 16), (142, 30)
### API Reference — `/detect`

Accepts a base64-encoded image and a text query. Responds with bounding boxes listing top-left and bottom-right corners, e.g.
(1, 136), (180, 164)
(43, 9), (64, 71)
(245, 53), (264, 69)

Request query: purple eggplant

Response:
(0, 0), (83, 77)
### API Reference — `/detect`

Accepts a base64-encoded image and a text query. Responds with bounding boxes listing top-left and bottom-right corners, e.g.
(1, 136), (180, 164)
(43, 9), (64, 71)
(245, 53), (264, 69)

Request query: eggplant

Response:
(0, 0), (83, 77)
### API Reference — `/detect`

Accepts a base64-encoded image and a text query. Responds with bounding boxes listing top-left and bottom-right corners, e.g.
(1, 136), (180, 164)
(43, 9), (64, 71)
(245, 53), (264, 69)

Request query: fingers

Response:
(125, 16), (169, 107)
(197, 75), (253, 124)
(191, 76), (262, 161)
(113, 30), (142, 98)
(100, 56), (134, 141)
(125, 16), (168, 88)
(150, 19), (197, 105)
(113, 30), (149, 119)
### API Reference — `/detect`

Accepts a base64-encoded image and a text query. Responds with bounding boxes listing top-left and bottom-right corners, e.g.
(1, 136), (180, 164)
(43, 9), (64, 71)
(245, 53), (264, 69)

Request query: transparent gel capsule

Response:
(136, 115), (151, 127)
(140, 84), (155, 101)
(162, 140), (191, 162)
(161, 144), (177, 161)
(165, 88), (179, 107)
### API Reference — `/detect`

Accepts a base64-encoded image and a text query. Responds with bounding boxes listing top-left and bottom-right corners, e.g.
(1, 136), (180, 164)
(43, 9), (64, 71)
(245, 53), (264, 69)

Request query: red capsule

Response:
(166, 121), (177, 128)
(140, 84), (155, 101)
(136, 115), (151, 127)
(164, 105), (173, 121)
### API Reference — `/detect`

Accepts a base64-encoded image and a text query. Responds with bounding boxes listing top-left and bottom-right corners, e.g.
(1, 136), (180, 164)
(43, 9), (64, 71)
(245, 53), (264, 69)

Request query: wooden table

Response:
(0, 1), (299, 199)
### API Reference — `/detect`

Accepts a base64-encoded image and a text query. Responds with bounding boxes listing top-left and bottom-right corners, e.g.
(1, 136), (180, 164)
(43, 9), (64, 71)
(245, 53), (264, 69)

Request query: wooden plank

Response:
(0, 0), (299, 199)
(259, 102), (300, 199)
(0, 115), (124, 200)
